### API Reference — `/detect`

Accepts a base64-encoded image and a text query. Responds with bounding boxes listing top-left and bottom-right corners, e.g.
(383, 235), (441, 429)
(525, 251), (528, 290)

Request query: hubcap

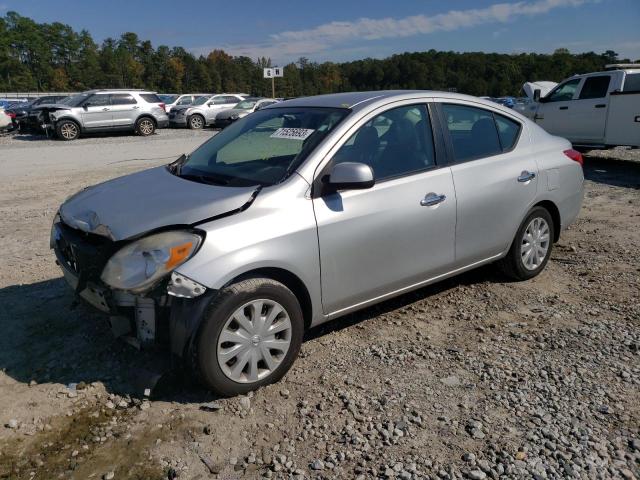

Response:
(521, 217), (550, 271)
(191, 116), (203, 128)
(217, 299), (292, 383)
(139, 120), (153, 135)
(61, 123), (77, 139)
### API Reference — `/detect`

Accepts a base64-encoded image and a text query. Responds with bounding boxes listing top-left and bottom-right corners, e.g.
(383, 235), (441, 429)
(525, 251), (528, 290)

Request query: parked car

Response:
(0, 108), (12, 131)
(51, 90), (584, 396)
(159, 93), (210, 113)
(8, 95), (68, 130)
(527, 64), (640, 148)
(213, 97), (279, 128)
(169, 93), (247, 129)
(28, 89), (169, 140)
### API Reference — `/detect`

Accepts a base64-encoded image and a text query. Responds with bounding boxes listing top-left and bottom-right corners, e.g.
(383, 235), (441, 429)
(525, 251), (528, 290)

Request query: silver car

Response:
(31, 89), (169, 140)
(51, 91), (584, 396)
(169, 93), (247, 129)
(213, 97), (280, 128)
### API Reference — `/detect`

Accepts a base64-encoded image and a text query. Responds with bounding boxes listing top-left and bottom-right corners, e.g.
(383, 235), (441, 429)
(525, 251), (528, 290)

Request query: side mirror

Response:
(533, 89), (541, 102)
(82, 103), (90, 109)
(326, 162), (375, 191)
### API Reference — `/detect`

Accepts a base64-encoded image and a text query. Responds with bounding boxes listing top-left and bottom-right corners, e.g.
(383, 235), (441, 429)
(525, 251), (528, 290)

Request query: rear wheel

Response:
(135, 117), (155, 136)
(193, 278), (304, 396)
(55, 120), (80, 141)
(188, 114), (205, 130)
(499, 206), (554, 280)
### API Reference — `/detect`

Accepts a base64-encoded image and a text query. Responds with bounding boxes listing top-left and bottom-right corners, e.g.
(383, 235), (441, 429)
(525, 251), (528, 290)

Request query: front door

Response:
(81, 94), (112, 129)
(313, 103), (457, 315)
(535, 78), (581, 140)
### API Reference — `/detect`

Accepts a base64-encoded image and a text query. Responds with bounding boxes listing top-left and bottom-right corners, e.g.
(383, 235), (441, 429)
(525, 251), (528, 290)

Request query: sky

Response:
(1, 0), (639, 64)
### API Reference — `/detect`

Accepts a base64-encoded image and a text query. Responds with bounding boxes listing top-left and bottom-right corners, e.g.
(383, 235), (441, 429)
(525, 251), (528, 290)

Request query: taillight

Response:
(159, 103), (166, 112)
(7, 112), (16, 119)
(563, 149), (583, 166)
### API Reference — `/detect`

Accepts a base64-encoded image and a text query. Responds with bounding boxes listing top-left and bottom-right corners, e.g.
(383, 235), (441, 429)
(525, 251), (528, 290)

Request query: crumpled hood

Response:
(60, 166), (258, 241)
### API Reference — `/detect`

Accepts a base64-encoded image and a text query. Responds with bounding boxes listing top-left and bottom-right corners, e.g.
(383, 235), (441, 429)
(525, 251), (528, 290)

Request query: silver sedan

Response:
(52, 90), (584, 396)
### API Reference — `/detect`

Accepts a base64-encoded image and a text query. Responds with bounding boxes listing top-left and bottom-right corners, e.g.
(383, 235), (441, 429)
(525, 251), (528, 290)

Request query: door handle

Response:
(132, 106), (140, 110)
(517, 171), (536, 183)
(420, 193), (446, 207)
(102, 107), (110, 111)
(594, 104), (606, 108)
(559, 106), (568, 110)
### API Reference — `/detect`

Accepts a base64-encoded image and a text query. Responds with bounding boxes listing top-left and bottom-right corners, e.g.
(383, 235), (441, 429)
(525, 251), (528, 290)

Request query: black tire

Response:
(135, 117), (156, 136)
(55, 119), (80, 141)
(188, 114), (205, 130)
(499, 206), (554, 281)
(193, 278), (304, 397)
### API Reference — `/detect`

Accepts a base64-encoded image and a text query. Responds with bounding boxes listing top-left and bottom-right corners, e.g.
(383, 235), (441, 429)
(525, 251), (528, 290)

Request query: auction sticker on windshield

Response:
(270, 128), (315, 140)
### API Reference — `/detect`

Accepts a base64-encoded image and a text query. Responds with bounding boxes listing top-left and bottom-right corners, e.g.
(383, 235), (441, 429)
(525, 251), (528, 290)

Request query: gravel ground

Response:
(0, 131), (638, 480)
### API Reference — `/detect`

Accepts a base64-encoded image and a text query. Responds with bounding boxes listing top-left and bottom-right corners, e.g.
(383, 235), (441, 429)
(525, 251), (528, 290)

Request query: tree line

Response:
(0, 11), (634, 97)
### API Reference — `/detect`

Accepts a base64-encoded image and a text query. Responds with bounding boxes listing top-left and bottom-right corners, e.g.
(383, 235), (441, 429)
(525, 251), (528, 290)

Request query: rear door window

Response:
(441, 104), (502, 161)
(578, 76), (611, 99)
(110, 93), (137, 105)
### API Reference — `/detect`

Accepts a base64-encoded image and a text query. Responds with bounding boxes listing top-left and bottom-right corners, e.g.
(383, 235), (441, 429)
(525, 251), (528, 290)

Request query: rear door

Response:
(109, 93), (139, 128)
(80, 94), (112, 129)
(438, 101), (537, 266)
(535, 78), (581, 139)
(313, 102), (457, 314)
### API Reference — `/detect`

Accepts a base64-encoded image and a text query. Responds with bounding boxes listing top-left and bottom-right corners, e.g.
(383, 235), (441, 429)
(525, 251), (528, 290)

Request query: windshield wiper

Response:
(178, 173), (230, 186)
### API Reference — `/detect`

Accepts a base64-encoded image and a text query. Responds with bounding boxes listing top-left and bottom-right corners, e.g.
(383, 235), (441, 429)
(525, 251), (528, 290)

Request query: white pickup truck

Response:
(528, 65), (640, 149)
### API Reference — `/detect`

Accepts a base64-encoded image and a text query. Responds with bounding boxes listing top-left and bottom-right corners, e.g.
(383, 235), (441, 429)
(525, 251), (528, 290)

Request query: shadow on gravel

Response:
(583, 155), (640, 189)
(0, 265), (505, 402)
(305, 264), (502, 341)
(0, 277), (211, 403)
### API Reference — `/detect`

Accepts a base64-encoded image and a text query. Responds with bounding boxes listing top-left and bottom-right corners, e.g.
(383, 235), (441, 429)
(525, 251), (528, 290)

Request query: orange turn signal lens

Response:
(165, 241), (194, 270)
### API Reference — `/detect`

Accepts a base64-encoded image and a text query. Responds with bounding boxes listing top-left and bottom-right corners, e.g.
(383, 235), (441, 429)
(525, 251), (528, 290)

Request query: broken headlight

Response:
(101, 231), (202, 293)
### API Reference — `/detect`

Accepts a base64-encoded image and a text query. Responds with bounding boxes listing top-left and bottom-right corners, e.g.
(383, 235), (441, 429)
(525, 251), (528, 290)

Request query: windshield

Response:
(192, 96), (210, 106)
(60, 93), (90, 107)
(174, 107), (349, 187)
(235, 99), (258, 110)
(159, 94), (178, 103)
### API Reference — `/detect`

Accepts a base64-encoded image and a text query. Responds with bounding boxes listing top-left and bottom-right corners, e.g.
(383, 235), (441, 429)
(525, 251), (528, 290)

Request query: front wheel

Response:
(499, 206), (554, 280)
(55, 120), (80, 141)
(193, 278), (304, 396)
(188, 114), (205, 130)
(135, 117), (156, 136)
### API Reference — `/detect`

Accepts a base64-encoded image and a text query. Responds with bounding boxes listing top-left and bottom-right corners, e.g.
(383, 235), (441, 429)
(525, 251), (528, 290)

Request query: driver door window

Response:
(332, 104), (436, 181)
(85, 94), (110, 107)
(546, 79), (581, 102)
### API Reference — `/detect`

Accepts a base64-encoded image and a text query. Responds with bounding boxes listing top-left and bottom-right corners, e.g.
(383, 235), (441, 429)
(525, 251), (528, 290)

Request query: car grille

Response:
(54, 222), (119, 289)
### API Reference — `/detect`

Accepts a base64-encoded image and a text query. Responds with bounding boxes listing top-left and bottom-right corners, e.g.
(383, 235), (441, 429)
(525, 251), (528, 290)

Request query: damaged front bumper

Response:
(51, 219), (214, 356)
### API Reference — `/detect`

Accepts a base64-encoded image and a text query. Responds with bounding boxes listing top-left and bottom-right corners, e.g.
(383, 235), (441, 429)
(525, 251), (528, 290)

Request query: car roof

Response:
(273, 90), (517, 114)
(83, 89), (157, 94)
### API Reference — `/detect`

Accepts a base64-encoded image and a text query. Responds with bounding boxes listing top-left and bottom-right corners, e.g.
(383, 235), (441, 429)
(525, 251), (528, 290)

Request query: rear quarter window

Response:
(494, 114), (521, 151)
(623, 73), (640, 92)
(140, 93), (162, 103)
